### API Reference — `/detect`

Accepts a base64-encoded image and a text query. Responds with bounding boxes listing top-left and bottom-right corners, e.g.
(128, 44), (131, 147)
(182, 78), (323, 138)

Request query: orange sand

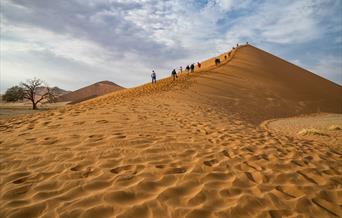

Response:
(0, 45), (341, 218)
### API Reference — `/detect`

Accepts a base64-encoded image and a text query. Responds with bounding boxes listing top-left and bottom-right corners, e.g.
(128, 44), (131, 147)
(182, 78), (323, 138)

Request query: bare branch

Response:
(20, 77), (56, 110)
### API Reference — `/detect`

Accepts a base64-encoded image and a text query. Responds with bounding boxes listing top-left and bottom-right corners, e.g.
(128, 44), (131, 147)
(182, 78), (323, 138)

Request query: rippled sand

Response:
(1, 45), (341, 218)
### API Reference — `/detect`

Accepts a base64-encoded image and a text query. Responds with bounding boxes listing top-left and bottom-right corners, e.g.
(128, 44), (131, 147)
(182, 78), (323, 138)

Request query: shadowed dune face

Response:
(0, 45), (341, 218)
(187, 45), (342, 124)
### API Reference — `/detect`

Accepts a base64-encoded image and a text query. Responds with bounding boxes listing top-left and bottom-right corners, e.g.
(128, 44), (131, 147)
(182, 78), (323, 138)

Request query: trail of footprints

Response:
(1, 97), (342, 218)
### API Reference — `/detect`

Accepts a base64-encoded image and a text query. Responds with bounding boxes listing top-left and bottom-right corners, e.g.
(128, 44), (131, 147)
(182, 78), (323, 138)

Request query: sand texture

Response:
(263, 113), (342, 147)
(1, 45), (342, 218)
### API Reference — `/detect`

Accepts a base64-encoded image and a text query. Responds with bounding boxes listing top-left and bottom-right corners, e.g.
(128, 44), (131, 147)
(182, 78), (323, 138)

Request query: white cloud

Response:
(222, 1), (325, 44)
(216, 0), (233, 11)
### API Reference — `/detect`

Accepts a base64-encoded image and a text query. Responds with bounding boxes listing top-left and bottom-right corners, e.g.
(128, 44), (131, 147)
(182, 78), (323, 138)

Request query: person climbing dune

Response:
(171, 69), (177, 81)
(151, 70), (157, 84)
(215, 58), (220, 65)
(186, 65), (190, 73)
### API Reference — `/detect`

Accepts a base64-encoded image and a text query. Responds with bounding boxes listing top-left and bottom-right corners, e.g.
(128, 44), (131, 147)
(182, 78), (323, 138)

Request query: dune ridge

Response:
(0, 45), (341, 218)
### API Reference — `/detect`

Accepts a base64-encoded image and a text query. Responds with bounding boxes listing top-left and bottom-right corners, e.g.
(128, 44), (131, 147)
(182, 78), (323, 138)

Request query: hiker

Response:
(171, 69), (177, 81)
(190, 64), (195, 73)
(197, 62), (201, 69)
(179, 66), (183, 73)
(237, 43), (239, 47)
(151, 70), (157, 84)
(224, 55), (227, 60)
(246, 42), (249, 45)
(215, 58), (220, 65)
(186, 65), (190, 73)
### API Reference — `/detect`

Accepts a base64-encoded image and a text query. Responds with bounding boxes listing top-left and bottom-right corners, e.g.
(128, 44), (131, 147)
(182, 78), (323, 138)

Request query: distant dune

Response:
(1, 45), (341, 218)
(36, 86), (71, 97)
(57, 81), (124, 104)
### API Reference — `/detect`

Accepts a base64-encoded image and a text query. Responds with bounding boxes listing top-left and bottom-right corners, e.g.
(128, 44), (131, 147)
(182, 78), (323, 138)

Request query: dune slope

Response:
(0, 45), (341, 218)
(186, 45), (342, 124)
(58, 81), (124, 104)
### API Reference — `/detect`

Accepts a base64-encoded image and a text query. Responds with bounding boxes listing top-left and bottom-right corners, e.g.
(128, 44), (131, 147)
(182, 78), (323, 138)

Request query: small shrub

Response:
(2, 86), (24, 102)
(328, 125), (341, 131)
(298, 128), (327, 136)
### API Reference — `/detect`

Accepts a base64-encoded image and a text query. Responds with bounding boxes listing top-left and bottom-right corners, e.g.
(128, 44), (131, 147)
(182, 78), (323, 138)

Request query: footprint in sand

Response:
(165, 167), (187, 174)
(70, 165), (82, 171)
(70, 165), (97, 178)
(113, 132), (127, 139)
(155, 164), (166, 169)
(73, 121), (85, 125)
(203, 159), (219, 167)
(88, 134), (104, 142)
(41, 121), (51, 126)
(222, 150), (231, 158)
(43, 137), (59, 145)
(96, 120), (109, 124)
(12, 177), (29, 184)
(26, 125), (35, 130)
(110, 165), (133, 174)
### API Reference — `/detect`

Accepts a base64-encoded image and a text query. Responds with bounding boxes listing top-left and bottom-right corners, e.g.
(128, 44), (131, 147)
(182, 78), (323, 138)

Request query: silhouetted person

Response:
(224, 55), (227, 60)
(246, 42), (249, 45)
(190, 64), (195, 73)
(171, 69), (177, 81)
(215, 58), (220, 65)
(186, 65), (190, 73)
(179, 66), (183, 73)
(237, 43), (239, 47)
(151, 70), (157, 84)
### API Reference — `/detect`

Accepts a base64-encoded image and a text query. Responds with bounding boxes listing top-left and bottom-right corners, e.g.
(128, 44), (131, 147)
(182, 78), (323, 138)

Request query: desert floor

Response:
(0, 102), (68, 119)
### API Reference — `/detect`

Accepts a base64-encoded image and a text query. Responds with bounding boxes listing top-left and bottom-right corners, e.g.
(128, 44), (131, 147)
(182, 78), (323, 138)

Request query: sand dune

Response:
(0, 45), (341, 218)
(57, 81), (124, 104)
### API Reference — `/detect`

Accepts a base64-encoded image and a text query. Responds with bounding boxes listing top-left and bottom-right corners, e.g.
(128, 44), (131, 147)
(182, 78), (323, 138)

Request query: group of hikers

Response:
(171, 62), (202, 81)
(151, 62), (201, 83)
(151, 42), (247, 84)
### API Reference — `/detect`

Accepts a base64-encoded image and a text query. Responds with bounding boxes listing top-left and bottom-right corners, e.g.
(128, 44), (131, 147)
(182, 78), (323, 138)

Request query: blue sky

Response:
(1, 0), (341, 92)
